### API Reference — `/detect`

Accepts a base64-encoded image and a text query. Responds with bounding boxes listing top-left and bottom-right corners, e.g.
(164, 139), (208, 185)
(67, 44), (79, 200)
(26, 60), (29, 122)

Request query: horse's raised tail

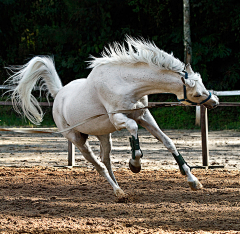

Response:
(5, 56), (63, 125)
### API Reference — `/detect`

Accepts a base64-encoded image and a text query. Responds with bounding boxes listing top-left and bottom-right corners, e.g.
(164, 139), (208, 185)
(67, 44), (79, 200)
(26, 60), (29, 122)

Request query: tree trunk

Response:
(183, 0), (192, 64)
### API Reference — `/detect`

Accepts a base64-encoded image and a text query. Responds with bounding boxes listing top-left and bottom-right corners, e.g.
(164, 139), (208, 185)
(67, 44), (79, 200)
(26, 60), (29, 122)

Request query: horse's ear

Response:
(185, 64), (194, 75)
(181, 76), (195, 88)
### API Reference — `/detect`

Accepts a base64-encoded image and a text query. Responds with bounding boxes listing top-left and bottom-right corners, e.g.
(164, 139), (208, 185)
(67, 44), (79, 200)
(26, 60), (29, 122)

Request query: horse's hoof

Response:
(188, 180), (203, 191)
(114, 188), (125, 198)
(129, 161), (141, 173)
(115, 190), (137, 203)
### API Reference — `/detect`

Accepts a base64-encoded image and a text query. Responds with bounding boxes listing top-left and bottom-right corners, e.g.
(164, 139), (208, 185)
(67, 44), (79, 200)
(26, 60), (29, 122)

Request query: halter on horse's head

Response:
(177, 64), (218, 109)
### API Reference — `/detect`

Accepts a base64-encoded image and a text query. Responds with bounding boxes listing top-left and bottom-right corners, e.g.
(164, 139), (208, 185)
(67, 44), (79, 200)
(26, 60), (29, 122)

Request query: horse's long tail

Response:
(5, 56), (63, 125)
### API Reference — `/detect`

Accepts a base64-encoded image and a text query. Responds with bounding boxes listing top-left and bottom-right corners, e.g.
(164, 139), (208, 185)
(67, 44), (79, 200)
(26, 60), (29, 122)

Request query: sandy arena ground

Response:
(0, 128), (240, 233)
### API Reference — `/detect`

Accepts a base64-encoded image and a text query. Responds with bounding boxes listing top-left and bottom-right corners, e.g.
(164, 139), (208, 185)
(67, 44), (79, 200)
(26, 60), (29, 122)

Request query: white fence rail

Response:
(211, 90), (240, 96)
(195, 90), (240, 126)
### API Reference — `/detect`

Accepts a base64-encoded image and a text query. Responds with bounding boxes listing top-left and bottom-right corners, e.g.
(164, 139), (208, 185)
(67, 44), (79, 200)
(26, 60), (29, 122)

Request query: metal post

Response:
(68, 140), (75, 167)
(200, 105), (209, 167)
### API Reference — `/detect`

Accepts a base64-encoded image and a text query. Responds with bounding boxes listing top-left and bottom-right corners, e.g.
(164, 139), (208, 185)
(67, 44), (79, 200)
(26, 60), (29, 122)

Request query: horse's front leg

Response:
(137, 109), (203, 191)
(110, 113), (143, 173)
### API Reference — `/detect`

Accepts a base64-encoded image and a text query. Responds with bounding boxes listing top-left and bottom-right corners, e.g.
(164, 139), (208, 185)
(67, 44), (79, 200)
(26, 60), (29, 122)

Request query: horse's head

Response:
(177, 64), (219, 109)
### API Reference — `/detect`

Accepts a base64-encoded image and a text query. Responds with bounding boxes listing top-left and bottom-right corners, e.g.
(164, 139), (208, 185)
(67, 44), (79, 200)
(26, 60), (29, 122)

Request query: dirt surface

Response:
(0, 168), (239, 233)
(0, 128), (240, 233)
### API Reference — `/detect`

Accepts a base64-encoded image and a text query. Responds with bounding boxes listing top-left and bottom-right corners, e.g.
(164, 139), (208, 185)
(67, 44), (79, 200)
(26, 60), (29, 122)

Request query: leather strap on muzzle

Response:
(177, 85), (212, 105)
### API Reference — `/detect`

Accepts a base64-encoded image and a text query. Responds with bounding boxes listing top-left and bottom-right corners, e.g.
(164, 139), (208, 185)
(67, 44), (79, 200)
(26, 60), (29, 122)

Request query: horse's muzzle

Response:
(203, 94), (219, 110)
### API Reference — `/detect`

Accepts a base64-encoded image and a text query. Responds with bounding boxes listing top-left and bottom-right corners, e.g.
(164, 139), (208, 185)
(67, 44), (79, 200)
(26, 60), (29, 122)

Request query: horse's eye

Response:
(194, 94), (201, 97)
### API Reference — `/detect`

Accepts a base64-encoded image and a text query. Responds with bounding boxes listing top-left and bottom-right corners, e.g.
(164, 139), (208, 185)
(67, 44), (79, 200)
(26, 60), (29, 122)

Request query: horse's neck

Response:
(121, 64), (183, 98)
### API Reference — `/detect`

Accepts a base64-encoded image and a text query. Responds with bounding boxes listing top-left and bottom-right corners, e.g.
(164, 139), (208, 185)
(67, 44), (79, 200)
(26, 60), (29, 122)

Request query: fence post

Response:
(68, 140), (75, 167)
(200, 105), (209, 167)
(195, 106), (201, 126)
(183, 0), (192, 64)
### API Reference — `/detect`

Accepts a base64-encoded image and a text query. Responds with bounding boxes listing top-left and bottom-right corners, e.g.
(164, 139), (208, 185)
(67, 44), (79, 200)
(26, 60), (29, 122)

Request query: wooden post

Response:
(195, 106), (201, 126)
(200, 105), (209, 167)
(68, 140), (75, 167)
(183, 0), (192, 64)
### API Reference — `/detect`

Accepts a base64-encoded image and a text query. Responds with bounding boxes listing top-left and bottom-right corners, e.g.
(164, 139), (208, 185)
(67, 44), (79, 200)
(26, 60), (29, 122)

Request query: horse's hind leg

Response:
(137, 109), (203, 191)
(65, 130), (125, 198)
(96, 134), (118, 185)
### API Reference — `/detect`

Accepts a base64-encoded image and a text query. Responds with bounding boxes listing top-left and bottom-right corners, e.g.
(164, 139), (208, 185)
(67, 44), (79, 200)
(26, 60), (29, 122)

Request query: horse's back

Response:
(53, 78), (116, 135)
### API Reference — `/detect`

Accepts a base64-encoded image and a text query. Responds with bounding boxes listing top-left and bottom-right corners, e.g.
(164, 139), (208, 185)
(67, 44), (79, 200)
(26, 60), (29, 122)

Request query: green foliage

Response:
(150, 106), (198, 130)
(149, 95), (240, 131)
(0, 0), (183, 84)
(191, 0), (240, 90)
(0, 0), (240, 130)
(1, 0), (240, 89)
(0, 91), (55, 127)
(0, 105), (55, 127)
(207, 96), (240, 130)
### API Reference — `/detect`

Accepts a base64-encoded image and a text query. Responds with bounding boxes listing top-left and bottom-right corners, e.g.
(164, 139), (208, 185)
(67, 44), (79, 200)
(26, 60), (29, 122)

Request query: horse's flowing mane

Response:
(88, 36), (185, 73)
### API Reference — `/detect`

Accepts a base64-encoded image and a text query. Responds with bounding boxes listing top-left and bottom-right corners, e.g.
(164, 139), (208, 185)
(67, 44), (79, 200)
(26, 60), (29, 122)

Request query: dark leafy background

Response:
(0, 0), (240, 129)
(0, 0), (240, 89)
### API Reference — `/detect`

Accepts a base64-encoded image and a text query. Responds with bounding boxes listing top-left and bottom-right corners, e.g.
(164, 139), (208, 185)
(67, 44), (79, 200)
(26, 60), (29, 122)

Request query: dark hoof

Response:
(129, 161), (141, 173)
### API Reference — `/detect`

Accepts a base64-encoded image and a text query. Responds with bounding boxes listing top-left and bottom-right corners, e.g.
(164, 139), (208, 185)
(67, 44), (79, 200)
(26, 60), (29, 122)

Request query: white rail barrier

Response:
(212, 90), (240, 96)
(195, 90), (240, 126)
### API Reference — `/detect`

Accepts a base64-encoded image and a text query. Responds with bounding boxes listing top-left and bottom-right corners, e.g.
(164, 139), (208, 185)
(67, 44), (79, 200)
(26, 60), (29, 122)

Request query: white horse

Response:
(6, 37), (219, 198)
